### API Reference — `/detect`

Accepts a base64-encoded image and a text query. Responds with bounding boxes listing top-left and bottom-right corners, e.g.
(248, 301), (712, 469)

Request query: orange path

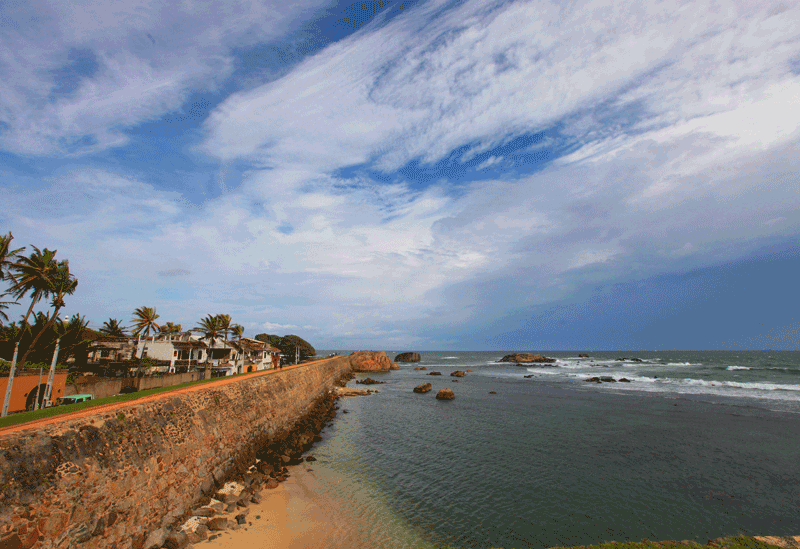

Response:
(0, 357), (340, 437)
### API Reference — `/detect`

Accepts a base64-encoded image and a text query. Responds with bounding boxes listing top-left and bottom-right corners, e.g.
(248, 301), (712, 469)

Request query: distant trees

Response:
(255, 333), (316, 361)
(159, 322), (182, 335)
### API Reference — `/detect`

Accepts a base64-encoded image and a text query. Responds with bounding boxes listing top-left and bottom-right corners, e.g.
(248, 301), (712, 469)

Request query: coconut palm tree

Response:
(6, 246), (59, 329)
(192, 314), (224, 340)
(159, 322), (182, 335)
(131, 306), (160, 340)
(231, 324), (244, 340)
(0, 232), (24, 283)
(217, 314), (232, 340)
(17, 260), (78, 366)
(100, 318), (128, 337)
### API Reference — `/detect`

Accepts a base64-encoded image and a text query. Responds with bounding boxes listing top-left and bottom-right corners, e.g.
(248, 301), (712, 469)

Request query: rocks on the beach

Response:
(499, 353), (556, 364)
(349, 351), (398, 371)
(264, 478), (280, 489)
(306, 455), (317, 462)
(143, 528), (169, 549)
(428, 371), (442, 376)
(395, 352), (421, 362)
(164, 530), (190, 549)
(450, 371), (466, 377)
(436, 388), (455, 400)
(413, 383), (432, 393)
(192, 507), (216, 517)
(355, 377), (385, 385)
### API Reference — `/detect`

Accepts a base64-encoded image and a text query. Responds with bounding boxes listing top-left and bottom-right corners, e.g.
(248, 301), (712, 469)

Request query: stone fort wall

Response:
(0, 356), (354, 549)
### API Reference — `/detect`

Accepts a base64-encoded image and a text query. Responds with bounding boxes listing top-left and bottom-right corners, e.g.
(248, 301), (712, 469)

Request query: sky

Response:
(1, 0), (798, 351)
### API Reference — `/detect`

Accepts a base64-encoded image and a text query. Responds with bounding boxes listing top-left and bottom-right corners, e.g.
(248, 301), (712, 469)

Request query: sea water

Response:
(305, 351), (800, 549)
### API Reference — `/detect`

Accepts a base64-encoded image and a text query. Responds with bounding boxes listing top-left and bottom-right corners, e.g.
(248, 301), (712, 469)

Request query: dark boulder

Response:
(450, 371), (466, 377)
(436, 388), (455, 400)
(428, 371), (442, 376)
(499, 353), (556, 363)
(395, 352), (421, 362)
(413, 383), (433, 393)
(578, 353), (590, 358)
(355, 377), (385, 385)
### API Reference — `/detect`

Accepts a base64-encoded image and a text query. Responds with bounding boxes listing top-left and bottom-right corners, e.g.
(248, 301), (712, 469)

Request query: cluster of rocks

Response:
(355, 377), (385, 385)
(616, 357), (643, 362)
(585, 377), (632, 383)
(413, 366), (427, 370)
(499, 353), (556, 364)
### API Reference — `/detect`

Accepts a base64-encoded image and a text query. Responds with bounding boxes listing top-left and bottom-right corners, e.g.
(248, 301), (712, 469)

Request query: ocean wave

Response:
(666, 362), (701, 366)
(624, 376), (800, 393)
(442, 356), (459, 359)
(726, 366), (751, 371)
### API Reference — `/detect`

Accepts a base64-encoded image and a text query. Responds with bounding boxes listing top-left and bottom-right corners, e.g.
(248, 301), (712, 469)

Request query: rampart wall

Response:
(0, 355), (354, 549)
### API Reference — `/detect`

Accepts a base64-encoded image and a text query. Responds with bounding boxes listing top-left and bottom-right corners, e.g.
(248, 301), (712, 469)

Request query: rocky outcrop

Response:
(450, 371), (466, 377)
(499, 353), (556, 363)
(428, 371), (442, 376)
(355, 378), (385, 385)
(413, 383), (432, 394)
(395, 352), (421, 363)
(349, 351), (398, 372)
(578, 354), (590, 358)
(436, 388), (455, 400)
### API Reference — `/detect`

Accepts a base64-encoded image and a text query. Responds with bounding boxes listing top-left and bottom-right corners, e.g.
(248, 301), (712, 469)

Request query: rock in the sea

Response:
(413, 383), (432, 393)
(428, 371), (442, 376)
(436, 388), (455, 400)
(465, 370), (473, 372)
(413, 366), (427, 370)
(600, 376), (616, 382)
(499, 353), (556, 364)
(489, 391), (497, 394)
(349, 351), (398, 371)
(355, 377), (386, 385)
(524, 374), (534, 378)
(395, 352), (421, 362)
(578, 353), (590, 358)
(619, 378), (631, 382)
(450, 371), (466, 377)
(585, 377), (601, 383)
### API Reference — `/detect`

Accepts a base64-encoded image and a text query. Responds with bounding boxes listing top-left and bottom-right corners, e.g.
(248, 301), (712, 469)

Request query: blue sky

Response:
(1, 0), (798, 350)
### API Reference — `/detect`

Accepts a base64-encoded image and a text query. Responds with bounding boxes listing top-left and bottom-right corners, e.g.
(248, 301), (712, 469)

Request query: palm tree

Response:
(159, 322), (182, 335)
(131, 306), (160, 340)
(217, 314), (232, 340)
(6, 246), (58, 329)
(231, 324), (244, 340)
(193, 314), (224, 340)
(100, 318), (128, 337)
(0, 232), (24, 282)
(17, 260), (78, 366)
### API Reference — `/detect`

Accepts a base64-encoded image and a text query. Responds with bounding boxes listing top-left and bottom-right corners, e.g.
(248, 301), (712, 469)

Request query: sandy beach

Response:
(196, 465), (354, 549)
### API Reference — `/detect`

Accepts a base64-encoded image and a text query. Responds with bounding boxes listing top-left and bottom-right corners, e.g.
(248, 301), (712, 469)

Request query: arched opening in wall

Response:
(26, 384), (48, 411)
(247, 366), (253, 373)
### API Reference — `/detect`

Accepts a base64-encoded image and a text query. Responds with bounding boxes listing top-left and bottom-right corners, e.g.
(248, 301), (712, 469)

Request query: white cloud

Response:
(0, 0), (328, 155)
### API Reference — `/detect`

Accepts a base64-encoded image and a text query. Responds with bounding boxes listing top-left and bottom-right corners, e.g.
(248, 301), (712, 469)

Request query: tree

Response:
(131, 306), (160, 339)
(217, 314), (232, 340)
(231, 324), (244, 340)
(159, 322), (182, 335)
(255, 333), (315, 360)
(0, 232), (24, 282)
(100, 318), (128, 337)
(193, 314), (224, 340)
(6, 246), (59, 328)
(17, 260), (78, 366)
(254, 333), (281, 348)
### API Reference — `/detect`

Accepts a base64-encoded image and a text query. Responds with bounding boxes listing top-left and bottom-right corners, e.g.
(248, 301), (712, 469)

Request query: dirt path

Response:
(0, 357), (340, 437)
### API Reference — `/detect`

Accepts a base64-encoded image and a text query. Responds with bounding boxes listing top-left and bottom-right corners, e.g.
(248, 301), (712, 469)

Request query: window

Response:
(100, 350), (110, 358)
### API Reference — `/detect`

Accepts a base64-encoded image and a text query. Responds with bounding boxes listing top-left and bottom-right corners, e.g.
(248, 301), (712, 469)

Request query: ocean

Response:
(302, 351), (800, 549)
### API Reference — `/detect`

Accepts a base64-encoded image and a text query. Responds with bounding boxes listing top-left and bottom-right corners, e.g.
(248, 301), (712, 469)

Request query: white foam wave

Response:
(727, 366), (751, 371)
(666, 362), (701, 366)
(442, 356), (459, 359)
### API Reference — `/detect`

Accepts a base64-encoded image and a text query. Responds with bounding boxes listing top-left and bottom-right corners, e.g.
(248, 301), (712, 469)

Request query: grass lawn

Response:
(0, 371), (257, 430)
